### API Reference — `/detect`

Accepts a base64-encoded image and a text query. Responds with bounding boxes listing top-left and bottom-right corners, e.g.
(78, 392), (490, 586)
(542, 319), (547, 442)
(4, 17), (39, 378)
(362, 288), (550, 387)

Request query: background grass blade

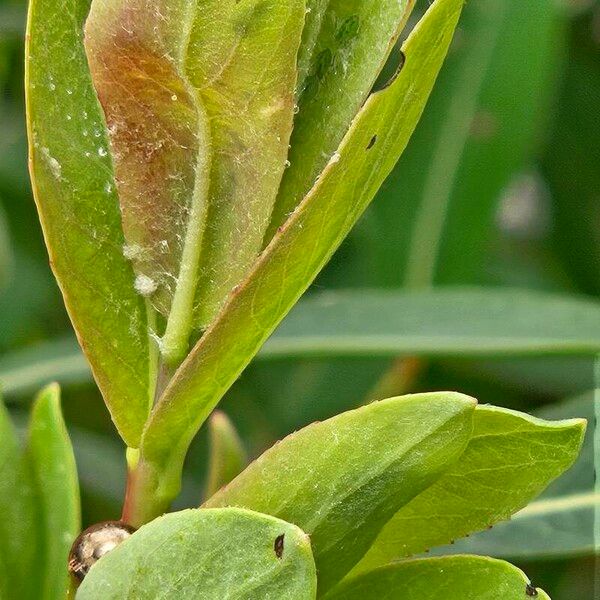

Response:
(0, 396), (37, 599)
(4, 287), (599, 397)
(263, 288), (600, 358)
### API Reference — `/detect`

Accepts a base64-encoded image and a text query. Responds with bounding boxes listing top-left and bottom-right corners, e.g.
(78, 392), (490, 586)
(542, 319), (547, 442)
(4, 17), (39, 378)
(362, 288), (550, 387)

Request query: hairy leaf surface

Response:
(353, 405), (585, 574)
(84, 0), (306, 362)
(433, 394), (595, 560)
(141, 0), (465, 498)
(77, 508), (317, 599)
(325, 556), (550, 600)
(268, 0), (415, 236)
(205, 393), (475, 594)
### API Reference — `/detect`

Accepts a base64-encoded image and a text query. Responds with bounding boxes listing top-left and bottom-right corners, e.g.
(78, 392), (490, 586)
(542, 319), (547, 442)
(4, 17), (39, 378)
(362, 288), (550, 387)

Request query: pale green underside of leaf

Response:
(141, 0), (465, 499)
(84, 0), (306, 352)
(205, 410), (247, 499)
(27, 384), (81, 600)
(205, 393), (475, 594)
(351, 404), (585, 575)
(77, 508), (317, 599)
(431, 394), (595, 560)
(268, 0), (415, 238)
(324, 556), (550, 600)
(2, 287), (599, 397)
(25, 0), (151, 446)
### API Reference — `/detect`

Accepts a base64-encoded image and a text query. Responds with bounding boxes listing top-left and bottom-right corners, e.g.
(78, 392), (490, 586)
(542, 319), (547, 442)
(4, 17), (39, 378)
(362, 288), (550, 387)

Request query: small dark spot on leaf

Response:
(335, 15), (360, 45)
(301, 74), (319, 101)
(366, 135), (377, 150)
(274, 534), (285, 559)
(315, 49), (333, 80)
(525, 583), (538, 597)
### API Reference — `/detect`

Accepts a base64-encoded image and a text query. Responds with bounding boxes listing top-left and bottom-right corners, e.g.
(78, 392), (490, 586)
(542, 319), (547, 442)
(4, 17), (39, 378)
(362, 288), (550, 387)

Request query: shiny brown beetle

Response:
(68, 521), (136, 583)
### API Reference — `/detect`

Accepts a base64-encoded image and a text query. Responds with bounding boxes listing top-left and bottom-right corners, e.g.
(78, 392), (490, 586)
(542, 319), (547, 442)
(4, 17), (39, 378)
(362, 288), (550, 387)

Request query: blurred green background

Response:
(0, 0), (598, 597)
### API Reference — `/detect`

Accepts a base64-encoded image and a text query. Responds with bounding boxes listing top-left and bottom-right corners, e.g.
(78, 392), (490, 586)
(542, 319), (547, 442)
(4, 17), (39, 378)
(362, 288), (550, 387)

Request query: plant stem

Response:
(121, 451), (171, 528)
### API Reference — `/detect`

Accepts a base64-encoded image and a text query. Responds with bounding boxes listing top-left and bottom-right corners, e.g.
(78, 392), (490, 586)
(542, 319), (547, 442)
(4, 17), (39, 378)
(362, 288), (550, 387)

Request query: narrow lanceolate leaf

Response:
(142, 0), (465, 501)
(352, 405), (585, 575)
(205, 411), (247, 499)
(0, 336), (91, 398)
(0, 397), (37, 600)
(84, 0), (305, 362)
(263, 288), (600, 358)
(25, 0), (151, 446)
(27, 384), (80, 600)
(268, 0), (415, 236)
(3, 288), (600, 398)
(205, 393), (475, 594)
(324, 556), (550, 600)
(78, 508), (317, 599)
(436, 394), (595, 559)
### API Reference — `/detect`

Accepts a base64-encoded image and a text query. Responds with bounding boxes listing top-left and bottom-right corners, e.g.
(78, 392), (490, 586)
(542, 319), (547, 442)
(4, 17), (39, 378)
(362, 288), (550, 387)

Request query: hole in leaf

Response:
(525, 583), (538, 597)
(274, 534), (285, 559)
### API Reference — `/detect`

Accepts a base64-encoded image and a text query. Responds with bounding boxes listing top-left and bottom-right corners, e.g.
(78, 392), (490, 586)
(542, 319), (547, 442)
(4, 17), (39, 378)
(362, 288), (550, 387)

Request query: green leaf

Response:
(268, 0), (415, 236)
(263, 288), (600, 358)
(205, 392), (475, 594)
(0, 397), (37, 599)
(5, 287), (599, 398)
(140, 0), (465, 505)
(77, 507), (317, 599)
(205, 410), (247, 499)
(27, 384), (80, 600)
(25, 0), (152, 446)
(432, 393), (595, 559)
(84, 0), (306, 360)
(188, 1), (306, 332)
(352, 404), (585, 575)
(324, 556), (550, 600)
